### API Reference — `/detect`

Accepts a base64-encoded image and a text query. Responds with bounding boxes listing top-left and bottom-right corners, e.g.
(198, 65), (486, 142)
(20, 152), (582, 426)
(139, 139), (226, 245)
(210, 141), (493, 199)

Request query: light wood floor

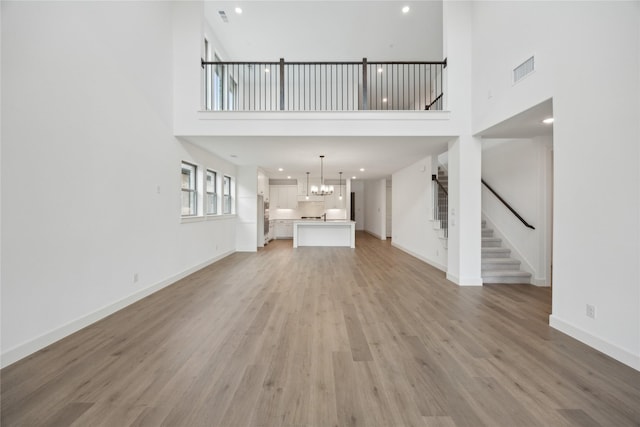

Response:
(3, 232), (640, 426)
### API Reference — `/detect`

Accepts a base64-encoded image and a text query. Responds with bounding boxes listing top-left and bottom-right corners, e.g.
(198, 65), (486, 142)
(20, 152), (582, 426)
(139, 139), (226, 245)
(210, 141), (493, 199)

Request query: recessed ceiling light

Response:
(377, 67), (383, 73)
(402, 6), (410, 14)
(234, 7), (242, 14)
(360, 168), (365, 172)
(542, 117), (554, 124)
(382, 98), (388, 103)
(287, 176), (291, 179)
(352, 176), (357, 180)
(278, 167), (283, 172)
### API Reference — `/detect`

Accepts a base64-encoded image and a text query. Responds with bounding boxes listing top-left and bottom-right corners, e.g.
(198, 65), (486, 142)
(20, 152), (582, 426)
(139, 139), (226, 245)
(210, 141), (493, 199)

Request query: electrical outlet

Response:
(133, 273), (139, 283)
(586, 304), (596, 319)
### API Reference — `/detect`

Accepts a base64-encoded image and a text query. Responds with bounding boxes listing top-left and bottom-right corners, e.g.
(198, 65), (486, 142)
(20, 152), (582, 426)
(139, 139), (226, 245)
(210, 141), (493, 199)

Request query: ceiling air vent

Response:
(513, 56), (535, 84)
(218, 10), (229, 23)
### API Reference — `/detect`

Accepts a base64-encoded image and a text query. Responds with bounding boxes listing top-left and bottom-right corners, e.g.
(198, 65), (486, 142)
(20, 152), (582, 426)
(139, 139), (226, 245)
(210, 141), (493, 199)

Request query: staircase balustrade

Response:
(432, 172), (448, 239)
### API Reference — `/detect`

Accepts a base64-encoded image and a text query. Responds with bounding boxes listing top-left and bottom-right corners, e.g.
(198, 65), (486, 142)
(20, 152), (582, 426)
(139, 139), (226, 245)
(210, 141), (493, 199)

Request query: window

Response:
(213, 54), (223, 111)
(223, 175), (232, 214)
(206, 170), (217, 214)
(228, 77), (238, 110)
(181, 162), (197, 216)
(204, 38), (212, 110)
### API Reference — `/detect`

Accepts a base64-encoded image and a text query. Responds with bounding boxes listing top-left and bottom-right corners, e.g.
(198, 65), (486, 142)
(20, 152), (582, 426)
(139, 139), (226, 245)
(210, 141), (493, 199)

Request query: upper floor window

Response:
(213, 54), (223, 111)
(228, 77), (238, 111)
(181, 162), (197, 216)
(223, 175), (233, 214)
(204, 38), (212, 110)
(206, 169), (218, 215)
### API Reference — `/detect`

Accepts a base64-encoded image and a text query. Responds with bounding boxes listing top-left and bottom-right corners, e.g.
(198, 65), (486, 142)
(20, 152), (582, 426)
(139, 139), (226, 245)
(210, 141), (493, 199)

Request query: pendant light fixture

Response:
(338, 172), (343, 200)
(305, 172), (310, 200)
(310, 155), (334, 196)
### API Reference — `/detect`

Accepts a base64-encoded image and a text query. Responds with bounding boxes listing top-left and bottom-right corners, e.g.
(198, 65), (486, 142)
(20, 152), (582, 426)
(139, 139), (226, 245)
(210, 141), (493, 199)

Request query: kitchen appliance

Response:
(258, 196), (270, 247)
(264, 200), (270, 243)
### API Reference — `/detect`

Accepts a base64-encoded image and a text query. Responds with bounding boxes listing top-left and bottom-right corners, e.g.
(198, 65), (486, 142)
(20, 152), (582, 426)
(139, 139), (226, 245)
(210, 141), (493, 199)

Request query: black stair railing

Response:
(481, 179), (535, 230)
(201, 57), (447, 112)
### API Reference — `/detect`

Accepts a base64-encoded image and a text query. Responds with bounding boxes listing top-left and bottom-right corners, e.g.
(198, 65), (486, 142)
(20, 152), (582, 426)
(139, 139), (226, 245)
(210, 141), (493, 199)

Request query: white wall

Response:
(482, 137), (553, 285)
(236, 165), (258, 252)
(392, 157), (448, 271)
(363, 179), (386, 239)
(0, 1), (3, 358)
(385, 181), (392, 238)
(1, 2), (237, 367)
(446, 136), (482, 286)
(471, 1), (640, 370)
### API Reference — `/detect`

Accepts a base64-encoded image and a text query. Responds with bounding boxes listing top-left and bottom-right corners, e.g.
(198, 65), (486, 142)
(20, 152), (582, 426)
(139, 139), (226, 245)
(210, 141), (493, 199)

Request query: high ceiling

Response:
(197, 1), (446, 181)
(204, 1), (443, 61)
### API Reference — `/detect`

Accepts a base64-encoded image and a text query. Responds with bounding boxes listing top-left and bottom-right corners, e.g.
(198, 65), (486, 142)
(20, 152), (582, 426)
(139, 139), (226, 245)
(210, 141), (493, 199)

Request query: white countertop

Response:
(294, 220), (355, 225)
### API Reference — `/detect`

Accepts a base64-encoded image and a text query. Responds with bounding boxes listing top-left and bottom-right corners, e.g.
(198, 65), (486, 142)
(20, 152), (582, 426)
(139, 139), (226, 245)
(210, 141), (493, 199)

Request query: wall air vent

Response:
(218, 10), (229, 23)
(513, 56), (535, 84)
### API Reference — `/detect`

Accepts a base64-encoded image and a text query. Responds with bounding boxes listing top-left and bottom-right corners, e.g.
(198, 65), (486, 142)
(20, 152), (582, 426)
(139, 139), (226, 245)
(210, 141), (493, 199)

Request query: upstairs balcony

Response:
(201, 58), (446, 112)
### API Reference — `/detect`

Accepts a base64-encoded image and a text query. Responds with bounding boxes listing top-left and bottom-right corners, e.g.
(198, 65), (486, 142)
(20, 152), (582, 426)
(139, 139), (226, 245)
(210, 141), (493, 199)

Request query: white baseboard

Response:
(532, 277), (551, 287)
(549, 314), (640, 372)
(1, 251), (235, 369)
(364, 229), (386, 240)
(391, 242), (447, 272)
(446, 273), (484, 286)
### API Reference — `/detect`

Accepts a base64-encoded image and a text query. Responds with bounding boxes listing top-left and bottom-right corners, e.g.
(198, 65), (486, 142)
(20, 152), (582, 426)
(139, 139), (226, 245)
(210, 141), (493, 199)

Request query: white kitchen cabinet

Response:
(274, 219), (294, 239)
(324, 191), (346, 209)
(257, 170), (269, 201)
(270, 185), (297, 209)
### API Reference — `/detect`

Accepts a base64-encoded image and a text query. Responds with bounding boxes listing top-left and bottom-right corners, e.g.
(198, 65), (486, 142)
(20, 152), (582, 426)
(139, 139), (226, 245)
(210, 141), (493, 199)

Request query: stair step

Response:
(482, 247), (510, 257)
(481, 220), (487, 227)
(482, 270), (532, 284)
(482, 237), (502, 247)
(482, 229), (494, 237)
(482, 257), (521, 270)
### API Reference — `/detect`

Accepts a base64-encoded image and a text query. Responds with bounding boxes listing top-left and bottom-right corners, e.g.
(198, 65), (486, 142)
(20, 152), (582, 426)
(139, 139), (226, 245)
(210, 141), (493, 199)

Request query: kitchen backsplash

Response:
(271, 201), (347, 220)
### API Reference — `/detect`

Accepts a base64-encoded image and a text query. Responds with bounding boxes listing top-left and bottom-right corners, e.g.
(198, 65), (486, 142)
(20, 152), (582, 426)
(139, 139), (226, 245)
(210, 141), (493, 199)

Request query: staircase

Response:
(482, 220), (532, 284)
(432, 166), (448, 246)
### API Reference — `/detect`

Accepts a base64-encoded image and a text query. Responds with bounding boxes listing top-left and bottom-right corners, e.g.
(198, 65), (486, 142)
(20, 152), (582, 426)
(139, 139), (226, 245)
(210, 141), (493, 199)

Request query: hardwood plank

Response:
(332, 351), (367, 427)
(557, 409), (602, 427)
(342, 302), (374, 362)
(219, 364), (268, 426)
(40, 402), (93, 427)
(423, 416), (457, 427)
(3, 233), (640, 427)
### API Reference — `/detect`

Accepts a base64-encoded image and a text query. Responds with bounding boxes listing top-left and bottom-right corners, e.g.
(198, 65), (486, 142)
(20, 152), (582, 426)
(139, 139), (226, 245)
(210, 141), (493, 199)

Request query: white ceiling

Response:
(477, 98), (554, 139)
(183, 135), (450, 181)
(197, 1), (446, 181)
(204, 1), (443, 61)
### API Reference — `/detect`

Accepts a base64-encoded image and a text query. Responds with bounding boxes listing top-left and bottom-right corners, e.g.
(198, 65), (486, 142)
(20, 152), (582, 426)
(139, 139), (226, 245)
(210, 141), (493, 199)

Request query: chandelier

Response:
(310, 155), (334, 196)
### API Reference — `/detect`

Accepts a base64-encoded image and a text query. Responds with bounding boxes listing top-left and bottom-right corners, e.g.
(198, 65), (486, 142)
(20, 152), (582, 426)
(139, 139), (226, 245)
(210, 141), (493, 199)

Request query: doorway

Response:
(350, 192), (355, 221)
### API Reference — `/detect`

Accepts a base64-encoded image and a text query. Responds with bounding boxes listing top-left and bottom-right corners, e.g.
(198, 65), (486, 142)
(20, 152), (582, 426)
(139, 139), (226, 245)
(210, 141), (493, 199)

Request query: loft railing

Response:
(201, 58), (446, 112)
(482, 179), (535, 230)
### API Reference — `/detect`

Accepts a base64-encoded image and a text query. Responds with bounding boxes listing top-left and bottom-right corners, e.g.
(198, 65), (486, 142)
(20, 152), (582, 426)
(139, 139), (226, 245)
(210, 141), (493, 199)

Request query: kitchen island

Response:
(293, 220), (356, 248)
